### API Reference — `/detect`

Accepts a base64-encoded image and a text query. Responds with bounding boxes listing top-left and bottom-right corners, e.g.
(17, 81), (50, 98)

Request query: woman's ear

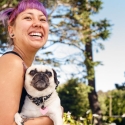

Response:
(8, 25), (15, 38)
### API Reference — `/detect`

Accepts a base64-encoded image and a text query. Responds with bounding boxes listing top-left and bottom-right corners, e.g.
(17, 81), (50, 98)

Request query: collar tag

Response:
(40, 107), (48, 115)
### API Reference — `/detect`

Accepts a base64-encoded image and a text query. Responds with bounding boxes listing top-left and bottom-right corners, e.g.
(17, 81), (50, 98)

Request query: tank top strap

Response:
(3, 51), (23, 60)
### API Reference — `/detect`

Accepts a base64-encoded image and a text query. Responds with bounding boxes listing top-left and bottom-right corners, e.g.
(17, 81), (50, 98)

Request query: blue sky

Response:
(93, 0), (125, 91)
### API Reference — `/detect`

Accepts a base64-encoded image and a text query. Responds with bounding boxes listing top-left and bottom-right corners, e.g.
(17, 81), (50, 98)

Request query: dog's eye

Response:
(45, 70), (52, 77)
(29, 69), (38, 76)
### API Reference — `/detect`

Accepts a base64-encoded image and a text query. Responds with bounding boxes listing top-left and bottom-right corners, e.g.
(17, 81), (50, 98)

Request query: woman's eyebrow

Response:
(22, 12), (44, 17)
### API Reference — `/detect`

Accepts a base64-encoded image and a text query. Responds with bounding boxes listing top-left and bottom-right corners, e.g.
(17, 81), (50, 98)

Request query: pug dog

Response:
(14, 65), (63, 125)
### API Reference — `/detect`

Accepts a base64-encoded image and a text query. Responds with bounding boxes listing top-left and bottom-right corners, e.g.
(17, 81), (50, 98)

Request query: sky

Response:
(93, 0), (125, 92)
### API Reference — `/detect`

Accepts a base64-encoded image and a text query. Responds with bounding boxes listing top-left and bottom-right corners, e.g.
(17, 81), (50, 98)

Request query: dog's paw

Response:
(14, 113), (24, 125)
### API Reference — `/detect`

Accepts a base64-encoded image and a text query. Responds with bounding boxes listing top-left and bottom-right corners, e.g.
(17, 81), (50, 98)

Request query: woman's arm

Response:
(0, 54), (53, 125)
(11, 117), (53, 125)
(24, 117), (53, 125)
(0, 55), (24, 125)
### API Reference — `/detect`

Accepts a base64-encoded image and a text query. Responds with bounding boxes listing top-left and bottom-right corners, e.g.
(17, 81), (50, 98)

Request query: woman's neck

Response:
(13, 46), (37, 67)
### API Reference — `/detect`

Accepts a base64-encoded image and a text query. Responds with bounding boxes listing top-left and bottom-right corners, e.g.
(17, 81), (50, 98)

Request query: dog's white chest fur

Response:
(14, 65), (63, 125)
(21, 91), (61, 118)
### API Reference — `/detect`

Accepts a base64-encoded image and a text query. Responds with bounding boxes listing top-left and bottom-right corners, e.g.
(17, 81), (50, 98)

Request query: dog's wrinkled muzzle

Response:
(31, 73), (50, 91)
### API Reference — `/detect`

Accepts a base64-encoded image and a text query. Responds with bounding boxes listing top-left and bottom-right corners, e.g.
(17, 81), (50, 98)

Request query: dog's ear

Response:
(52, 69), (59, 88)
(29, 68), (38, 76)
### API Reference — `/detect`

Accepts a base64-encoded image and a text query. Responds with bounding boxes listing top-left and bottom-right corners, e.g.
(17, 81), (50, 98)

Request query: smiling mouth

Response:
(29, 32), (43, 38)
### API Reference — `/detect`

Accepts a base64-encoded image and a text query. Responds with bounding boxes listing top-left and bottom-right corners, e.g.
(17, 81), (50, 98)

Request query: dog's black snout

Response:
(31, 73), (50, 91)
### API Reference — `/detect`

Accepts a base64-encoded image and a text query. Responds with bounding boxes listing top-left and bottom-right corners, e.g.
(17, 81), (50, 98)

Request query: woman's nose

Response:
(32, 20), (42, 28)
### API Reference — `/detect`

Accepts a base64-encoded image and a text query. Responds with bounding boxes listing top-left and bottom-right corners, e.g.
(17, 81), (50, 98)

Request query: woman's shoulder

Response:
(0, 52), (25, 73)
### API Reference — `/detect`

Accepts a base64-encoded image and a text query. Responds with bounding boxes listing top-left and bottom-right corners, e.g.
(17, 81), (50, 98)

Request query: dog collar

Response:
(27, 93), (52, 107)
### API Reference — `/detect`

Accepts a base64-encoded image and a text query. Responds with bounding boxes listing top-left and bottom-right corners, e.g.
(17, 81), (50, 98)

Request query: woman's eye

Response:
(24, 17), (32, 20)
(40, 18), (46, 22)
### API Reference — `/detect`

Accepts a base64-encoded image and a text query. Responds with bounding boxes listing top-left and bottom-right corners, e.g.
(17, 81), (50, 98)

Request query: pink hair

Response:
(0, 0), (47, 26)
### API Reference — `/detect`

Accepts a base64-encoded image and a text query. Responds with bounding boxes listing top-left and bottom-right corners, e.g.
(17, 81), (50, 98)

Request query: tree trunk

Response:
(85, 41), (102, 125)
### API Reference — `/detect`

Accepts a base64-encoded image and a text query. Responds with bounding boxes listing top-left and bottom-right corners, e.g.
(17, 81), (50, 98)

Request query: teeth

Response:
(30, 32), (42, 37)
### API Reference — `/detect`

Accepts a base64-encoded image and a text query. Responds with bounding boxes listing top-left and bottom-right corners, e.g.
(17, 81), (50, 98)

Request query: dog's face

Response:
(24, 65), (59, 97)
(29, 69), (52, 91)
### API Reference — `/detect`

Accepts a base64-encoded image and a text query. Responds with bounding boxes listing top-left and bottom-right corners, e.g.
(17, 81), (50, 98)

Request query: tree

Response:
(45, 1), (112, 124)
(115, 72), (125, 90)
(57, 78), (92, 119)
(0, 0), (19, 52)
(97, 90), (108, 115)
(105, 90), (125, 116)
(115, 82), (125, 90)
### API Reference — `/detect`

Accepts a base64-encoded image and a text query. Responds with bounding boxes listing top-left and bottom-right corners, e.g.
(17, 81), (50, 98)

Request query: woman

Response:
(0, 0), (56, 124)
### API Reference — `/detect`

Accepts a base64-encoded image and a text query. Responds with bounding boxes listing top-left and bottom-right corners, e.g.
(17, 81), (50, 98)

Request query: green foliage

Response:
(63, 111), (125, 125)
(84, 54), (101, 80)
(63, 110), (94, 125)
(97, 91), (108, 115)
(105, 90), (125, 116)
(0, 0), (19, 50)
(63, 112), (84, 125)
(0, 26), (8, 44)
(62, 88), (125, 125)
(98, 89), (125, 117)
(57, 78), (92, 118)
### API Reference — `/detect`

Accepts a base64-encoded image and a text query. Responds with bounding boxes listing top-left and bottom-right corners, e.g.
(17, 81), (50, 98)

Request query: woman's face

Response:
(8, 9), (49, 51)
